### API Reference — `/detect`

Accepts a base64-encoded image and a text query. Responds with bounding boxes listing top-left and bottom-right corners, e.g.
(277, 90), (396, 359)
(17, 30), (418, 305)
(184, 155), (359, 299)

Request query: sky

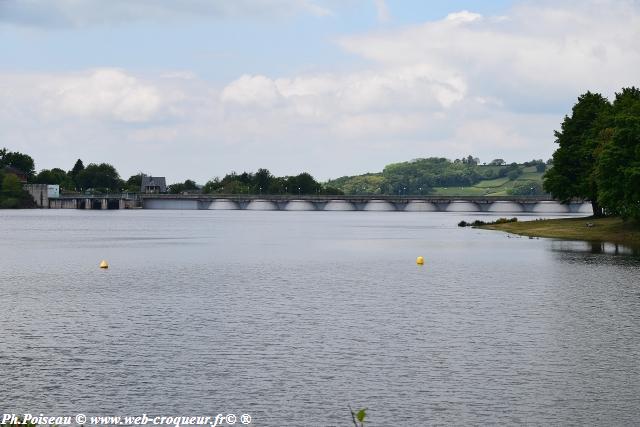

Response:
(1, 0), (639, 183)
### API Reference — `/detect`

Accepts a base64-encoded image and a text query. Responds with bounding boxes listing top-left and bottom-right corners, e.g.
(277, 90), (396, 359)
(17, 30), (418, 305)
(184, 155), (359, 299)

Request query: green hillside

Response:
(326, 159), (548, 196)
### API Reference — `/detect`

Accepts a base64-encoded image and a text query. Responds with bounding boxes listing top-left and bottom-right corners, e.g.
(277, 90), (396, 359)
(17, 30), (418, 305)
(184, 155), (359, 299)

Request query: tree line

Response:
(2, 144), (551, 205)
(200, 169), (342, 195)
(0, 148), (343, 201)
(543, 87), (640, 219)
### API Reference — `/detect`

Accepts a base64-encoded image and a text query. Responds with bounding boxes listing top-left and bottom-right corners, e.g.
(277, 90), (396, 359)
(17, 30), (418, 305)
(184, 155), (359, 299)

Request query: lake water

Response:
(1, 210), (639, 426)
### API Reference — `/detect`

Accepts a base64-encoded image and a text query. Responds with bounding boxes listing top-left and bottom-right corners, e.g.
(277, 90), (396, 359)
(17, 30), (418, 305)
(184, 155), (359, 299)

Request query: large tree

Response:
(595, 87), (640, 220)
(70, 159), (84, 177)
(168, 179), (198, 194)
(75, 163), (123, 192)
(0, 173), (35, 208)
(125, 173), (146, 192)
(69, 159), (85, 190)
(34, 168), (75, 190)
(543, 92), (610, 216)
(0, 148), (36, 180)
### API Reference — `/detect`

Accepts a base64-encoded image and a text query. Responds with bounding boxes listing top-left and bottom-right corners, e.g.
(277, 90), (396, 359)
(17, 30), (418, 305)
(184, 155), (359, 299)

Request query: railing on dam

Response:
(139, 194), (592, 213)
(139, 194), (556, 203)
(44, 193), (590, 213)
(57, 193), (140, 200)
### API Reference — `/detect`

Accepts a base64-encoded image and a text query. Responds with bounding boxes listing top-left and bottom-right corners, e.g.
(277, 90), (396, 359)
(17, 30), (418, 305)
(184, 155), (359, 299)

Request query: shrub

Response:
(494, 217), (518, 224)
(458, 217), (517, 227)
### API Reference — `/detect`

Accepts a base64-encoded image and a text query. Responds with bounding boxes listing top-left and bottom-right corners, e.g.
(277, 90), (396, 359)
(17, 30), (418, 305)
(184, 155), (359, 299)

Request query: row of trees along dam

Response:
(2, 148), (552, 207)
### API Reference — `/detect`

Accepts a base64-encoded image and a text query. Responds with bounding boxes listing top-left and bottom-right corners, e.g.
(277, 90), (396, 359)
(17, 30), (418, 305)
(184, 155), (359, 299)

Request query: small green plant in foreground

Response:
(349, 406), (367, 427)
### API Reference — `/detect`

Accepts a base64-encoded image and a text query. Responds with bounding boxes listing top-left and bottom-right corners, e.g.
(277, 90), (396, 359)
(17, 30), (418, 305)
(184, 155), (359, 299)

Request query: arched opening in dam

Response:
(404, 201), (438, 212)
(487, 201), (524, 213)
(532, 201), (571, 213)
(323, 200), (355, 211)
(284, 200), (316, 211)
(144, 199), (199, 210)
(363, 200), (396, 211)
(445, 201), (479, 212)
(575, 202), (594, 214)
(208, 199), (239, 210)
(246, 200), (278, 210)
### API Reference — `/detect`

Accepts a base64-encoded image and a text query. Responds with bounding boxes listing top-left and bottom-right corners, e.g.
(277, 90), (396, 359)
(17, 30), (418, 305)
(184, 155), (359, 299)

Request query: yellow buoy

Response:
(416, 256), (424, 265)
(99, 260), (109, 269)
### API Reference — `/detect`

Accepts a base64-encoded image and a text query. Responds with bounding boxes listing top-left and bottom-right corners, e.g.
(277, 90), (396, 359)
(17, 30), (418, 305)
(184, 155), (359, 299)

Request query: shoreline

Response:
(479, 216), (640, 246)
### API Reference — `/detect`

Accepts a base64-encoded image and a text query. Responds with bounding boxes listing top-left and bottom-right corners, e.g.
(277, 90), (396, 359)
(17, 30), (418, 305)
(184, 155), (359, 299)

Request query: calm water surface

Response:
(1, 210), (639, 426)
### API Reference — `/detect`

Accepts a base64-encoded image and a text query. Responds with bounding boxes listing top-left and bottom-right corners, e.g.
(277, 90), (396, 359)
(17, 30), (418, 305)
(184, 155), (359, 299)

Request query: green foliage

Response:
(349, 407), (367, 427)
(329, 156), (490, 195)
(474, 177), (510, 188)
(168, 179), (199, 194)
(0, 173), (36, 208)
(543, 91), (610, 214)
(595, 87), (640, 219)
(495, 217), (518, 224)
(543, 86), (640, 219)
(202, 169), (338, 195)
(506, 168), (523, 180)
(499, 163), (521, 179)
(328, 157), (549, 196)
(459, 217), (517, 227)
(34, 168), (75, 190)
(0, 148), (36, 179)
(75, 163), (123, 192)
(69, 159), (85, 187)
(0, 197), (19, 209)
(125, 173), (145, 192)
(2, 174), (23, 197)
(508, 181), (544, 195)
(329, 174), (385, 195)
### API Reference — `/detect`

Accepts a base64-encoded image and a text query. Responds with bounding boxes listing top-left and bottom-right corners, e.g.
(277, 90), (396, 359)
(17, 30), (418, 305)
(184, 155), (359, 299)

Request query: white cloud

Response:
(221, 75), (282, 108)
(2, 0), (640, 182)
(222, 65), (466, 113)
(338, 0), (640, 109)
(39, 69), (164, 123)
(445, 10), (482, 23)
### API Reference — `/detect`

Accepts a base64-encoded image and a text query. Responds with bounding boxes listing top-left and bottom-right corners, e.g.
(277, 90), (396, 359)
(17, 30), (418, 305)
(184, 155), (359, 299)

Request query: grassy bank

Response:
(479, 216), (640, 246)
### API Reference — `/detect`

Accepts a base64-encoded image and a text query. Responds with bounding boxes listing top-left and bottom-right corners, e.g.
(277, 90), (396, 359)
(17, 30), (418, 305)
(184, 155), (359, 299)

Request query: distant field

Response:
(520, 172), (542, 180)
(432, 171), (544, 196)
(474, 177), (510, 188)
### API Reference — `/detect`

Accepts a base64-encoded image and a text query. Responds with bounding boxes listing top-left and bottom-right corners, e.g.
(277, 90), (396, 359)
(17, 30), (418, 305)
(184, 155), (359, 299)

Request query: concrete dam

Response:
(141, 195), (593, 214)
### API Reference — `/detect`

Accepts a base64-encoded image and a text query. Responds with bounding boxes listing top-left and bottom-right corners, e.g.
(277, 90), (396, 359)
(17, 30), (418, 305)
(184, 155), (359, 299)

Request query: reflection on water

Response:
(551, 240), (640, 256)
(1, 210), (639, 426)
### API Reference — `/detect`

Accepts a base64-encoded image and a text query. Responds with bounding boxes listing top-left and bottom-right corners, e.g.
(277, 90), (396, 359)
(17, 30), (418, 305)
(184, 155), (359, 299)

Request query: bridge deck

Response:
(138, 194), (557, 203)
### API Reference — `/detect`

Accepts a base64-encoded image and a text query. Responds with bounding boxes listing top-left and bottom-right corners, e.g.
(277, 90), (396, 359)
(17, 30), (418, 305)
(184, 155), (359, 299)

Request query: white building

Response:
(47, 185), (60, 199)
